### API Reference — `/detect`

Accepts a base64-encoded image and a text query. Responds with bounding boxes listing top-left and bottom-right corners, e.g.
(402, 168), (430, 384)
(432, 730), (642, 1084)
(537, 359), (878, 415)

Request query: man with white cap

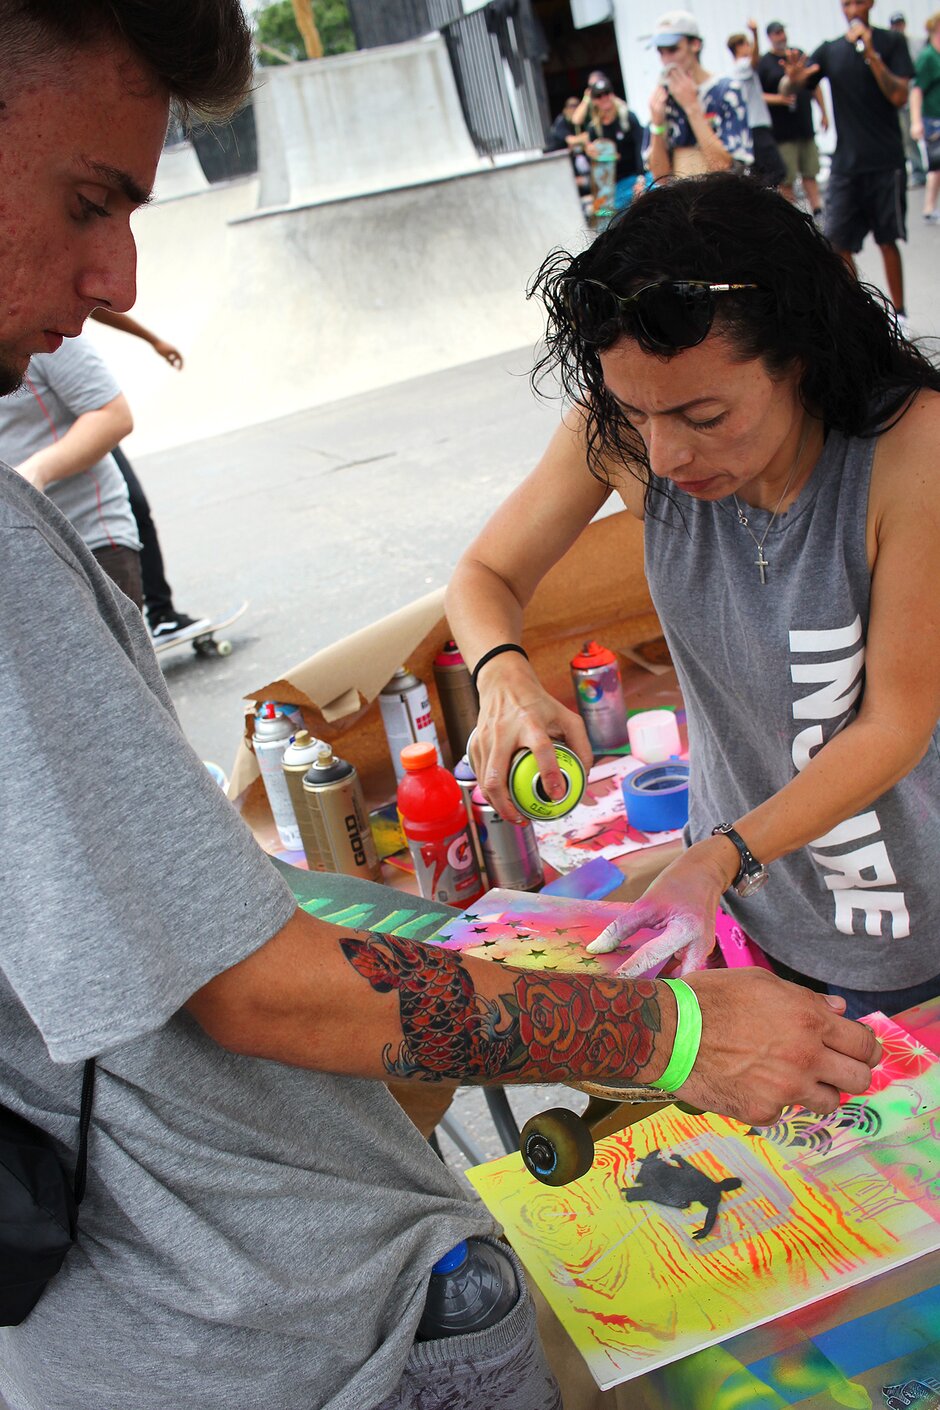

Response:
(646, 8), (753, 179)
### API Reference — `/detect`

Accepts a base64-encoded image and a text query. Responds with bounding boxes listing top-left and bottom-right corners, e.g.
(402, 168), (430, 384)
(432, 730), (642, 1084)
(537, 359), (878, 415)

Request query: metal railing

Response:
(435, 2), (549, 158)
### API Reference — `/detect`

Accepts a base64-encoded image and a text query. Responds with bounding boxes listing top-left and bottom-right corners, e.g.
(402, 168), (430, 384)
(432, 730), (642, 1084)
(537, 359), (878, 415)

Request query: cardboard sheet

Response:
(229, 509), (671, 816)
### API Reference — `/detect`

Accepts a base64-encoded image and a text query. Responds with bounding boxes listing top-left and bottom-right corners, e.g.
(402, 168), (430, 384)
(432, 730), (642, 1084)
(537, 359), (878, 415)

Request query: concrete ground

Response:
(133, 194), (940, 1176)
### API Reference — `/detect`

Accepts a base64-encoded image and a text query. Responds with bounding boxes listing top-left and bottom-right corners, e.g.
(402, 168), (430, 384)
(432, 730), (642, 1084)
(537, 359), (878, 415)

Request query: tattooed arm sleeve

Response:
(187, 904), (881, 1122)
(340, 932), (668, 1086)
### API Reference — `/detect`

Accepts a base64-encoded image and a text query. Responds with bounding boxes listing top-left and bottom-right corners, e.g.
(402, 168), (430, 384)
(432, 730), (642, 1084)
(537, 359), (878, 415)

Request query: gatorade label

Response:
(412, 826), (482, 906)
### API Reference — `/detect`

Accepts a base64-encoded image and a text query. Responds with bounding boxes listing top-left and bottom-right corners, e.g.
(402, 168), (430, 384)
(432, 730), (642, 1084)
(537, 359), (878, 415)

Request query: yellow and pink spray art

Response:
(468, 1012), (940, 1391)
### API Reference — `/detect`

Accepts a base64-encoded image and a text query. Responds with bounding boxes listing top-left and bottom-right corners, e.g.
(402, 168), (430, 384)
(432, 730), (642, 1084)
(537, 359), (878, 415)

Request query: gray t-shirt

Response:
(644, 423), (940, 991)
(0, 466), (492, 1410)
(0, 335), (139, 552)
(732, 57), (773, 128)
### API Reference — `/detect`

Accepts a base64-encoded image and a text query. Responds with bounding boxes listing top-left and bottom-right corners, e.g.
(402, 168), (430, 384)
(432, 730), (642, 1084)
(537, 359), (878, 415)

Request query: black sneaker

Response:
(149, 610), (211, 644)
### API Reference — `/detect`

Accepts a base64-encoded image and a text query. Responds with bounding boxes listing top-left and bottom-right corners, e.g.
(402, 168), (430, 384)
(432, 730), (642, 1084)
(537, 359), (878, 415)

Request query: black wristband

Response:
(471, 643), (529, 690)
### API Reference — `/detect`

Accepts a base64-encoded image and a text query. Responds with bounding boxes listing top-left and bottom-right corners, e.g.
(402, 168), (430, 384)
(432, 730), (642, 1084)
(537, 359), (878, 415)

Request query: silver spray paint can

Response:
(379, 667), (442, 782)
(471, 786), (544, 892)
(301, 741), (381, 880)
(453, 752), (485, 878)
(570, 640), (629, 752)
(432, 640), (479, 762)
(253, 702), (302, 850)
(281, 730), (322, 868)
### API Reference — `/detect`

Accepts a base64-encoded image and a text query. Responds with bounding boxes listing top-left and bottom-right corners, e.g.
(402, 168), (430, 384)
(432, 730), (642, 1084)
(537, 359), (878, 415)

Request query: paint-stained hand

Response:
(678, 968), (882, 1124)
(588, 841), (733, 976)
(470, 655), (592, 824)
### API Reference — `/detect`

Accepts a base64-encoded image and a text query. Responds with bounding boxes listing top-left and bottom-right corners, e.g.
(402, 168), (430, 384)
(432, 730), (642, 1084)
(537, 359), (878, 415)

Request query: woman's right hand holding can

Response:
(470, 652), (592, 823)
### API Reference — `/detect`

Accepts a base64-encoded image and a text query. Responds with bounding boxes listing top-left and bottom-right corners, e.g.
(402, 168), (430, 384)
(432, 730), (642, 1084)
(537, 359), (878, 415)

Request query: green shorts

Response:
(777, 137), (821, 186)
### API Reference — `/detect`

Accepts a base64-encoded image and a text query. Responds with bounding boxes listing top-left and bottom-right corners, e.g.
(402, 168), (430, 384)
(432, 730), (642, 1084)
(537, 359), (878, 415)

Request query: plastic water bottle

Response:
(397, 743), (484, 906)
(416, 1239), (519, 1340)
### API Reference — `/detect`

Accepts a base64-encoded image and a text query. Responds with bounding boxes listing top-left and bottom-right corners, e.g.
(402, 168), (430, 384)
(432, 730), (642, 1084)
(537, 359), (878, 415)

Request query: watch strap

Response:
(711, 823), (763, 885)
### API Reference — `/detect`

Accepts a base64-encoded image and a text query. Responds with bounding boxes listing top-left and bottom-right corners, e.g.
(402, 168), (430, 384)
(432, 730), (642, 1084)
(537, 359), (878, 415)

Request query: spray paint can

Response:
(570, 641), (629, 752)
(301, 741), (381, 880)
(379, 667), (442, 782)
(471, 787), (544, 891)
(508, 743), (586, 822)
(253, 702), (302, 849)
(454, 752), (486, 877)
(433, 640), (479, 762)
(281, 730), (322, 867)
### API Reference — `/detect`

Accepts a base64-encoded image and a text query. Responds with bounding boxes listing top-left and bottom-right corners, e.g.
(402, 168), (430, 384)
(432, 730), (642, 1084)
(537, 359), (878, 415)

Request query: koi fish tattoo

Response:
(340, 933), (662, 1084)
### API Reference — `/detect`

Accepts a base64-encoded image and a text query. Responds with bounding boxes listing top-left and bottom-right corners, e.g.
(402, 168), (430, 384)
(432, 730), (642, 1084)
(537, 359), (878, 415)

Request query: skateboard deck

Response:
(590, 137), (617, 225)
(153, 601), (248, 660)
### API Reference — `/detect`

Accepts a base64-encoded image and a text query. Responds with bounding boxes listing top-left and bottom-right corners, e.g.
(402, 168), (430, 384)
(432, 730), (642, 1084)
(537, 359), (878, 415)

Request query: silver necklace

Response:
(732, 423), (809, 585)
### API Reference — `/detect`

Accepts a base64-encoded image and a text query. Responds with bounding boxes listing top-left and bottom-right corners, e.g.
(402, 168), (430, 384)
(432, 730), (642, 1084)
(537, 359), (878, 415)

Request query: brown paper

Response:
(229, 509), (668, 810)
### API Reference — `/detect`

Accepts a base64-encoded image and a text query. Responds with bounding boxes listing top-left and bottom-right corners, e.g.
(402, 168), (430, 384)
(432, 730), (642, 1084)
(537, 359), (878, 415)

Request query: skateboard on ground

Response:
(153, 601), (248, 661)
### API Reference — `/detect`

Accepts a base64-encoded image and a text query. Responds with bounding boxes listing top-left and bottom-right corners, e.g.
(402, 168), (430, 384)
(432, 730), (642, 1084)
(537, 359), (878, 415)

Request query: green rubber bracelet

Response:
(649, 979), (702, 1092)
(648, 122), (667, 136)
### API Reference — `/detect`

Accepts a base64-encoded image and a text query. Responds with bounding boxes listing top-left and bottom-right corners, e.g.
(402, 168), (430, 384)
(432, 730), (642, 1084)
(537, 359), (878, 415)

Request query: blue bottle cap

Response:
(431, 1240), (468, 1275)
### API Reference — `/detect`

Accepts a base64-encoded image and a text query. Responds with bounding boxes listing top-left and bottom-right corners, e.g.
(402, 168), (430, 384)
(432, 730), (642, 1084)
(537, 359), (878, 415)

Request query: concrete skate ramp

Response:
(254, 35), (481, 207)
(86, 157), (587, 457)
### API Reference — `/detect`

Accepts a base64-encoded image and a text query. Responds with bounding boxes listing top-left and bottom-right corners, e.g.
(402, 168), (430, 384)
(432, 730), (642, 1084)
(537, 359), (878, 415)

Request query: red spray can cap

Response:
(434, 639), (466, 667)
(571, 641), (616, 669)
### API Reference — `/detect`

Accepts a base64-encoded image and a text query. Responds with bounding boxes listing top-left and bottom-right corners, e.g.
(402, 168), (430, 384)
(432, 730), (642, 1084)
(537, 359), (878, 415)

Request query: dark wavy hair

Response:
(530, 173), (940, 505)
(0, 0), (253, 117)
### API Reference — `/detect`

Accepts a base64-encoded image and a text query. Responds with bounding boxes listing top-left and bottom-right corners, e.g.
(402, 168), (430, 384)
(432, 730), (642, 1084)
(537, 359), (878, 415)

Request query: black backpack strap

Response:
(73, 1059), (96, 1205)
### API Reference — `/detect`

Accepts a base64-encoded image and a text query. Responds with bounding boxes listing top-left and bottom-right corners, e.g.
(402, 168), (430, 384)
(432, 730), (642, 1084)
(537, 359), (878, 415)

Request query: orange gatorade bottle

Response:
(397, 743), (484, 907)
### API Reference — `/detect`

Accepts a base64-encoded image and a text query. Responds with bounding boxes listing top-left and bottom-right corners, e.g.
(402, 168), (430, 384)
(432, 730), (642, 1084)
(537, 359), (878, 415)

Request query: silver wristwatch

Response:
(711, 823), (769, 897)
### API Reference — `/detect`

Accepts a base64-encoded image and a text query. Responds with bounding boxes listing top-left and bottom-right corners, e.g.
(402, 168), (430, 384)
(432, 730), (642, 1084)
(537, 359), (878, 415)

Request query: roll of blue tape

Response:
(622, 761), (690, 832)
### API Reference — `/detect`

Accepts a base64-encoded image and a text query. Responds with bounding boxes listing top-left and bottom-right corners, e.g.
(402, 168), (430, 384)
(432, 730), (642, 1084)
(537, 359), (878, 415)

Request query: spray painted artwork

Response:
(468, 1042), (940, 1390)
(430, 887), (670, 978)
(532, 755), (684, 874)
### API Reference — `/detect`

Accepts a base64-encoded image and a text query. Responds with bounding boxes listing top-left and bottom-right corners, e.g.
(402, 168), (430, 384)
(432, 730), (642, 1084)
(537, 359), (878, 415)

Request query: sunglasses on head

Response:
(562, 278), (759, 351)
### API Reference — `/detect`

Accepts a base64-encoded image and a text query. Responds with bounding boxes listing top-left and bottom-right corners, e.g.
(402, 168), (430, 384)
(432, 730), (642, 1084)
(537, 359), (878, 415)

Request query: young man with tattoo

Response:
(0, 4), (880, 1409)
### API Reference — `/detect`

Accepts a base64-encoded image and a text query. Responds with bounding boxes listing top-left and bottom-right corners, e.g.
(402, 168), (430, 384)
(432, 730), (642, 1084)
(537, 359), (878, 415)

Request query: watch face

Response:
(735, 869), (769, 898)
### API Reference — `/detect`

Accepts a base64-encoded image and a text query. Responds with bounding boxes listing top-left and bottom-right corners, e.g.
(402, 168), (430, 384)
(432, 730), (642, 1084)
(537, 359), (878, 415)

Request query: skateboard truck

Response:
(519, 1080), (687, 1187)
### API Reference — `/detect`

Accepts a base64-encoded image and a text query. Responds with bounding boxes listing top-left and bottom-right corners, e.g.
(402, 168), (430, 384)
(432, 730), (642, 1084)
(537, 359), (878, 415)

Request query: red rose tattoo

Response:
(513, 974), (660, 1081)
(341, 933), (662, 1085)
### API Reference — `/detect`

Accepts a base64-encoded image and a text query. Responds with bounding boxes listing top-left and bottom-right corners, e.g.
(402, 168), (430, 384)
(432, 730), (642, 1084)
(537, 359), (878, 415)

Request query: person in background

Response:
(890, 10), (928, 184)
(89, 307), (208, 642)
(0, 334), (143, 607)
(910, 10), (940, 219)
(645, 9), (752, 180)
(758, 20), (829, 215)
(571, 67), (629, 131)
(446, 172), (940, 1030)
(545, 94), (591, 197)
(781, 0), (915, 326)
(727, 19), (787, 186)
(584, 78), (650, 212)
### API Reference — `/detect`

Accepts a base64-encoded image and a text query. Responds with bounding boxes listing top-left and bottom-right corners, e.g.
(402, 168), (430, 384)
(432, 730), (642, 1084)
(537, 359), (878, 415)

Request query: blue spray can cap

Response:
(431, 1241), (469, 1276)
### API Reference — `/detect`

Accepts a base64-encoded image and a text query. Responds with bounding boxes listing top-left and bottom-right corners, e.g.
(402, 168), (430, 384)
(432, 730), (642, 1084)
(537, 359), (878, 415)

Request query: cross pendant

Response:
(756, 547), (769, 584)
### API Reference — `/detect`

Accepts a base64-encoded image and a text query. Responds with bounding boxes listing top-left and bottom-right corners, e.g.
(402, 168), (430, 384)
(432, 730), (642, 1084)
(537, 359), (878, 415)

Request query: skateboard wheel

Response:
(216, 639), (233, 656)
(520, 1107), (594, 1186)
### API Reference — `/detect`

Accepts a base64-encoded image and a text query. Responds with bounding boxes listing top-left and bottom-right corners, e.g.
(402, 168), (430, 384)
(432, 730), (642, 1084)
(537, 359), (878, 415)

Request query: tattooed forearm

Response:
(340, 933), (663, 1085)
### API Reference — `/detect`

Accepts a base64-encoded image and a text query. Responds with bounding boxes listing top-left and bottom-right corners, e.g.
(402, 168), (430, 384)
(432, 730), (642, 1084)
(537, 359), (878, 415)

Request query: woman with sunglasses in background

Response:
(446, 172), (940, 1022)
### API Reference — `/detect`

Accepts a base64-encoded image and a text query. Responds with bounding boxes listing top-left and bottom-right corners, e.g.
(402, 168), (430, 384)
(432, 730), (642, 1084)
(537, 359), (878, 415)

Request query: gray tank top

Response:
(644, 425), (940, 990)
